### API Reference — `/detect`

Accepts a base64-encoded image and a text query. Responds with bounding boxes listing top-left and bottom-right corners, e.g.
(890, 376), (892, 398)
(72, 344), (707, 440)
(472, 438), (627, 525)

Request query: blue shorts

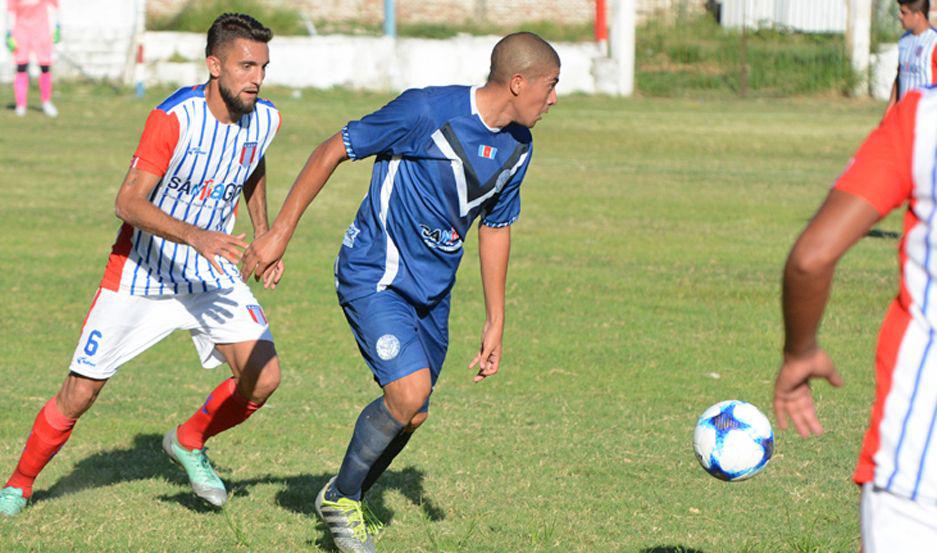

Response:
(342, 289), (450, 389)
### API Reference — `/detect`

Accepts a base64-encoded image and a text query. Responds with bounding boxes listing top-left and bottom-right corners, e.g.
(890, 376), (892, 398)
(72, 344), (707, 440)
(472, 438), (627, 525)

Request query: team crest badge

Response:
(240, 142), (258, 168)
(376, 334), (400, 360)
(246, 304), (267, 326)
(477, 144), (498, 159)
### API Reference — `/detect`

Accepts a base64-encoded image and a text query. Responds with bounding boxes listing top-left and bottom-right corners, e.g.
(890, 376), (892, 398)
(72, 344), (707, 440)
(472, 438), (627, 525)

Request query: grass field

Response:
(0, 85), (897, 552)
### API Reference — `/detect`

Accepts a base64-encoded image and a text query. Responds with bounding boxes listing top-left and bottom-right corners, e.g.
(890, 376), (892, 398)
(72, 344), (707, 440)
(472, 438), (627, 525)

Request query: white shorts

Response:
(69, 283), (274, 379)
(861, 483), (937, 552)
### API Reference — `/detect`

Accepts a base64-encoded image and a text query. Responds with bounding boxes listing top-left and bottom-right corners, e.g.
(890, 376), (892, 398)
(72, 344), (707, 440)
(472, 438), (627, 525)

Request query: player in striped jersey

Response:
(0, 13), (283, 517)
(241, 32), (559, 553)
(886, 0), (937, 114)
(777, 85), (937, 549)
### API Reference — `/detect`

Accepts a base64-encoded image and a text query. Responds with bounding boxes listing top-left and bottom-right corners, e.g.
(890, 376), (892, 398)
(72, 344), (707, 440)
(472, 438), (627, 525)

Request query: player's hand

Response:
(53, 24), (61, 44)
(188, 229), (247, 274)
(774, 346), (843, 438)
(240, 228), (288, 283)
(469, 320), (503, 383)
(5, 32), (15, 53)
(261, 259), (285, 289)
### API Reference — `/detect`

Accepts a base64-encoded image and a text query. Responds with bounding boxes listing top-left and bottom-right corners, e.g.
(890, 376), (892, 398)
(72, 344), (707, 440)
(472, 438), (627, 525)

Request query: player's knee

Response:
(56, 374), (107, 419)
(39, 65), (50, 74)
(406, 411), (429, 431)
(383, 369), (432, 423)
(249, 358), (281, 403)
(15, 64), (27, 73)
(394, 386), (430, 419)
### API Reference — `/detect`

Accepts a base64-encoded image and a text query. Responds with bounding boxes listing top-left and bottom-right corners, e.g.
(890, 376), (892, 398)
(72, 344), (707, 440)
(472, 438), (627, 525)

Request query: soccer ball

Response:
(693, 400), (774, 481)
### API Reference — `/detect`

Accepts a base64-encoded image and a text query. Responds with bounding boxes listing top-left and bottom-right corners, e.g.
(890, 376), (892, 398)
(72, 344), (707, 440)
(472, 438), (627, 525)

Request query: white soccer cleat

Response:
(15, 105), (27, 117)
(42, 102), (58, 118)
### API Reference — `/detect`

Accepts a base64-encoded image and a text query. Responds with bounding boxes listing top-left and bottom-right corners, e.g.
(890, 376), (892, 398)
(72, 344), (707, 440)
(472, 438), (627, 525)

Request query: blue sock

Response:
(329, 397), (404, 501)
(361, 429), (413, 496)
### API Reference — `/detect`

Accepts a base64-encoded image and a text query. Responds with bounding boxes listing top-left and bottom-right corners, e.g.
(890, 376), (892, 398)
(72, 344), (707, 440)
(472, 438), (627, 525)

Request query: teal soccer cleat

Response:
(162, 428), (227, 507)
(0, 487), (26, 517)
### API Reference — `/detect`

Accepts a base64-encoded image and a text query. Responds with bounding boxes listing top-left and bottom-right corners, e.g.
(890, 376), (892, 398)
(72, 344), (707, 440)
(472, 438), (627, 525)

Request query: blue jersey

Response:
(335, 85), (533, 308)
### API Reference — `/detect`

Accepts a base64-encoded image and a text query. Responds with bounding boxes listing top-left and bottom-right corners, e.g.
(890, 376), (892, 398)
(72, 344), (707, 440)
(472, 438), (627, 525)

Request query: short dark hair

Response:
(205, 13), (272, 58)
(898, 0), (931, 15)
(488, 32), (561, 85)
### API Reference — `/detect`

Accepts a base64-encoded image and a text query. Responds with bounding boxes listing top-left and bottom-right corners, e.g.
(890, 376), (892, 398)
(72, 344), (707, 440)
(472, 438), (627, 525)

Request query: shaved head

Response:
(487, 32), (561, 85)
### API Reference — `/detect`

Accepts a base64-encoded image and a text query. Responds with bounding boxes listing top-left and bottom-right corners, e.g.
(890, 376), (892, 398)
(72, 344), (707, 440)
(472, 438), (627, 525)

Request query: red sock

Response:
(5, 398), (77, 498)
(175, 378), (263, 451)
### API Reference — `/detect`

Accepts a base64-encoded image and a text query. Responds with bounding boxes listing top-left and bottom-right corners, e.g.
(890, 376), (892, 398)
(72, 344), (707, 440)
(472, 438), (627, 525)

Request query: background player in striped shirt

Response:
(0, 13), (284, 517)
(777, 85), (937, 549)
(886, 0), (937, 115)
(241, 32), (559, 553)
(5, 0), (59, 117)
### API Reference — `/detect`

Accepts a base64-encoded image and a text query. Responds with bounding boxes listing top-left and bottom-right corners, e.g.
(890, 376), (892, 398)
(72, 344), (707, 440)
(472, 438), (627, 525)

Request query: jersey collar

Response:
(470, 85), (502, 133)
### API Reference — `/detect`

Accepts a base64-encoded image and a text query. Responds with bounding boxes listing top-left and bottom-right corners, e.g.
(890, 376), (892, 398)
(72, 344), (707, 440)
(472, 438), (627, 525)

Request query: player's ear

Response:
(206, 55), (222, 79)
(509, 73), (524, 97)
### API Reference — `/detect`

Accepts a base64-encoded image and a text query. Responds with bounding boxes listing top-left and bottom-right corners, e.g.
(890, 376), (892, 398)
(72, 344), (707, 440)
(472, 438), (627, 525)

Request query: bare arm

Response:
(115, 167), (247, 273)
(240, 132), (348, 281)
(242, 157), (271, 237)
(775, 189), (881, 437)
(885, 75), (899, 117)
(242, 157), (286, 287)
(469, 224), (511, 382)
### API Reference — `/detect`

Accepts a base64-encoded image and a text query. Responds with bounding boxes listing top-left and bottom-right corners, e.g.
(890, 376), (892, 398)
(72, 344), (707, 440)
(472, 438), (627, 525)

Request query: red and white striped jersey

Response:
(898, 28), (937, 100)
(836, 87), (937, 502)
(101, 84), (280, 296)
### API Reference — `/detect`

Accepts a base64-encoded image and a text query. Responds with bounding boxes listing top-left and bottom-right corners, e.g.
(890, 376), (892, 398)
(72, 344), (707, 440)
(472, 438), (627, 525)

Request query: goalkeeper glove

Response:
(53, 23), (61, 44)
(5, 32), (14, 53)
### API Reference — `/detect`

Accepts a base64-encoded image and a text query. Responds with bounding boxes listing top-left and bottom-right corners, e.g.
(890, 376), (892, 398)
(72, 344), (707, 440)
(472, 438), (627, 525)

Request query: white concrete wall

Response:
(871, 42), (898, 101)
(143, 32), (604, 95)
(721, 0), (847, 33)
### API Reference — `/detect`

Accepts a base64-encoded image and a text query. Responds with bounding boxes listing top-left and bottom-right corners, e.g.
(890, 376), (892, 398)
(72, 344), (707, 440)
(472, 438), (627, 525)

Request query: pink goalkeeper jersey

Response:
(101, 84), (280, 296)
(835, 87), (937, 502)
(8, 0), (56, 35)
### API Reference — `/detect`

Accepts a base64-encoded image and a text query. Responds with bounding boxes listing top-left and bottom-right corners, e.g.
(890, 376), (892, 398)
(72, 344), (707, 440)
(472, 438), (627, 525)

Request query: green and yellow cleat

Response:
(315, 477), (376, 553)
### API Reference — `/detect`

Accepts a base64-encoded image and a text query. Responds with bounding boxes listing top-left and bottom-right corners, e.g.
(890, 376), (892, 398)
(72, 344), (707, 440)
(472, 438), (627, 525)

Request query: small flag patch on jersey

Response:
(240, 142), (258, 168)
(246, 304), (267, 326)
(477, 145), (498, 159)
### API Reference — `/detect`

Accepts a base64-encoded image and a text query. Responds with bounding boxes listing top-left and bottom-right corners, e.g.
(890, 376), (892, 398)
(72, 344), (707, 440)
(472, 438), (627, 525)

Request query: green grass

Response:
(0, 84), (893, 551)
(148, 0), (308, 36)
(637, 15), (857, 97)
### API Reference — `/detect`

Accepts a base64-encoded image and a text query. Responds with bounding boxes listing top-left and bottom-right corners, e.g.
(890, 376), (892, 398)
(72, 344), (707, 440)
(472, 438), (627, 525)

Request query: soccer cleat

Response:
(15, 105), (26, 117)
(162, 428), (227, 507)
(362, 499), (385, 536)
(315, 477), (376, 553)
(42, 102), (58, 118)
(0, 486), (27, 517)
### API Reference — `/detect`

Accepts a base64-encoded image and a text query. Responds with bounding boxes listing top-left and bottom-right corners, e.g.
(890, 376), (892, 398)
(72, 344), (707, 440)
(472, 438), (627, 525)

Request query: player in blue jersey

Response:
(241, 32), (560, 552)
(0, 13), (283, 517)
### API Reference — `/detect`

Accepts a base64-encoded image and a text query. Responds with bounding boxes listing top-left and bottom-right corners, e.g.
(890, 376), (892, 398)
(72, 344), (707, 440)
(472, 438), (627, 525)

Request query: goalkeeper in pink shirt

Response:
(6, 0), (59, 117)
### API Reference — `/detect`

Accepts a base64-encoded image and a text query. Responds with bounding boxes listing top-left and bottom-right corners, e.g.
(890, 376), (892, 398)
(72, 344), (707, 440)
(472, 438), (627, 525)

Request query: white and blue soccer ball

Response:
(693, 400), (774, 482)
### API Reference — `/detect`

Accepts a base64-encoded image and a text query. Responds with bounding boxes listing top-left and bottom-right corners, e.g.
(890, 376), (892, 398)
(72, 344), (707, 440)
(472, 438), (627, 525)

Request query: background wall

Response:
(146, 0), (705, 25)
(143, 31), (603, 94)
